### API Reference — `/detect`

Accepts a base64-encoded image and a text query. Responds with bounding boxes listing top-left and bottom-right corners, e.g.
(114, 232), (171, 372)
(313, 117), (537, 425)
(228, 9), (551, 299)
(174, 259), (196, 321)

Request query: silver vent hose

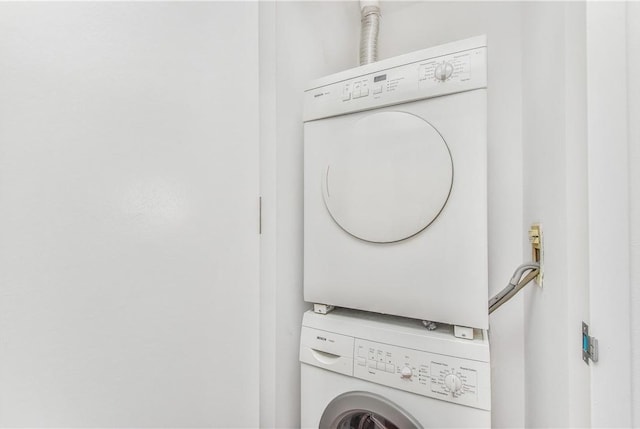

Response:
(359, 1), (381, 65)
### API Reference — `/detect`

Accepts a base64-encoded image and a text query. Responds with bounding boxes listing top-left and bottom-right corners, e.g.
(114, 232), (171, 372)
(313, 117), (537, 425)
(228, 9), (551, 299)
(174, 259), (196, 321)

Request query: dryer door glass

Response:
(323, 111), (453, 243)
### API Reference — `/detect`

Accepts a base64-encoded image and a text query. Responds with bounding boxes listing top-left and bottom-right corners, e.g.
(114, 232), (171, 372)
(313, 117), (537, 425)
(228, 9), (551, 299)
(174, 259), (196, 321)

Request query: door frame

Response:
(586, 2), (632, 426)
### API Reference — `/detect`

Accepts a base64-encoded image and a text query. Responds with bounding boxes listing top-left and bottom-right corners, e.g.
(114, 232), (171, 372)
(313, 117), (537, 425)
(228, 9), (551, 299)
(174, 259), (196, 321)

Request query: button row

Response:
(352, 87), (369, 99)
(357, 357), (395, 373)
(342, 85), (385, 102)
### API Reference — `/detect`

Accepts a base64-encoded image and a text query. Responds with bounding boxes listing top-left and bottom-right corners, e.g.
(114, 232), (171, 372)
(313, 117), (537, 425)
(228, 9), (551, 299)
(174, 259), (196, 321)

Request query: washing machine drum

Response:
(319, 391), (422, 429)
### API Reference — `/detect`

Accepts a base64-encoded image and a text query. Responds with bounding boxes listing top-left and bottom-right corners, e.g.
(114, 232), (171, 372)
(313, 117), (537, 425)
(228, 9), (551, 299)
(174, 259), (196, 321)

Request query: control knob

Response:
(434, 61), (454, 81)
(401, 366), (413, 379)
(444, 373), (463, 393)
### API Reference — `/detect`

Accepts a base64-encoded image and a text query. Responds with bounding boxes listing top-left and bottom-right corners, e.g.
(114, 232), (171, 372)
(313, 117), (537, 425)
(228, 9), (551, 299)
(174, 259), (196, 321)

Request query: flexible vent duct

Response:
(359, 1), (381, 65)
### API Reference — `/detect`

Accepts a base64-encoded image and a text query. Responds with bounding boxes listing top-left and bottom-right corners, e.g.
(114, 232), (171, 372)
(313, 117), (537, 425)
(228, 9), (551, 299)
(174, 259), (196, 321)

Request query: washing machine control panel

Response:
(303, 42), (487, 121)
(353, 339), (490, 411)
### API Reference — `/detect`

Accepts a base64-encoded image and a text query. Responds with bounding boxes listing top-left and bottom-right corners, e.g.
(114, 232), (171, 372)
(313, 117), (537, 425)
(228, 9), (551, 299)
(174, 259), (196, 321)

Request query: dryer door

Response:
(319, 391), (423, 429)
(321, 111), (453, 243)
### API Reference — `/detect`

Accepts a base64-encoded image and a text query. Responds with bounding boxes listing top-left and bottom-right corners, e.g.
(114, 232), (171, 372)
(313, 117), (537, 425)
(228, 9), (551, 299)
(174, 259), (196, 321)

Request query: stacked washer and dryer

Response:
(300, 36), (491, 428)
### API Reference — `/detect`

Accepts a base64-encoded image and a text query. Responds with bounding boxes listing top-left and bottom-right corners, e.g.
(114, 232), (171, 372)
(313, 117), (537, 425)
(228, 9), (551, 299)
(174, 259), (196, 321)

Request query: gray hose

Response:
(359, 5), (381, 65)
(509, 263), (540, 286)
(489, 262), (540, 314)
(489, 269), (540, 314)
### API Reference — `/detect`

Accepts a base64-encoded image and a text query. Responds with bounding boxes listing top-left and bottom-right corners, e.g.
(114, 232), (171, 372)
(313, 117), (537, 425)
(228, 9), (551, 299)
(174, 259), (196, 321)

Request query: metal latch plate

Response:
(582, 322), (598, 364)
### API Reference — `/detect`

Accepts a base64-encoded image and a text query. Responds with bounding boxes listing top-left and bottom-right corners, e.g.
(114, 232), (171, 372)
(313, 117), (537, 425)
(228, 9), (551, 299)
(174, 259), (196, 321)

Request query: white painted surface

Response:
(586, 2), (632, 427)
(0, 3), (260, 426)
(259, 2), (278, 428)
(262, 3), (360, 427)
(521, 3), (591, 427)
(628, 3), (640, 426)
(563, 5), (591, 427)
(521, 6), (570, 425)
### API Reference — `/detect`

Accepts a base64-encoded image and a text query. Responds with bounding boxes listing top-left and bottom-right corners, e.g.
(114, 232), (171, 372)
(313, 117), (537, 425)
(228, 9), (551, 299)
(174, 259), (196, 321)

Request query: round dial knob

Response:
(434, 61), (454, 81)
(444, 374), (463, 393)
(401, 367), (413, 379)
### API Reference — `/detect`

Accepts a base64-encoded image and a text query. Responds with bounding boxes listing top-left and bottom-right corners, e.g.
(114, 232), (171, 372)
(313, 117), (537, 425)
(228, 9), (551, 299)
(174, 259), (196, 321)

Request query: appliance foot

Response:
(313, 304), (335, 314)
(454, 325), (474, 340)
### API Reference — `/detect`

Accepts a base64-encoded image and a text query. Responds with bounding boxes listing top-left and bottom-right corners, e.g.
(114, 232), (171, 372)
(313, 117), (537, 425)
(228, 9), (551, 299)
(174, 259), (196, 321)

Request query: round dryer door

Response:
(319, 391), (423, 429)
(322, 111), (453, 243)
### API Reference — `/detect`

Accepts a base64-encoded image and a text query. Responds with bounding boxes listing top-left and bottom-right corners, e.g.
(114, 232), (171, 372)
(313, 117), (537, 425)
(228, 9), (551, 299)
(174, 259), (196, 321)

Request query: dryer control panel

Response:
(303, 36), (487, 121)
(353, 338), (491, 411)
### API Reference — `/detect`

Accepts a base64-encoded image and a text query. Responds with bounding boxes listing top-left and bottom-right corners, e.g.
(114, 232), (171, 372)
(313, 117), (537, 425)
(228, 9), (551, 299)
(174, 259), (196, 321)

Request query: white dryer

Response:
(300, 309), (491, 428)
(303, 36), (488, 329)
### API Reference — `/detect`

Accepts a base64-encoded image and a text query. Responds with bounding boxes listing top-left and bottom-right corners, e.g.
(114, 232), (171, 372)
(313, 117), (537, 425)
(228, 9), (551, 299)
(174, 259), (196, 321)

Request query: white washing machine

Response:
(300, 309), (491, 428)
(303, 36), (488, 329)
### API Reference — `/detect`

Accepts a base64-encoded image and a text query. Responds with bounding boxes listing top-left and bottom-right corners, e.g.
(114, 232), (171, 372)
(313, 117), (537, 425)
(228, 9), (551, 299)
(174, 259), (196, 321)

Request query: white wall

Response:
(260, 2), (528, 427)
(259, 2), (360, 427)
(585, 3), (633, 427)
(259, 2), (278, 427)
(0, 3), (260, 427)
(564, 5), (591, 426)
(629, 3), (640, 425)
(521, 2), (592, 427)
